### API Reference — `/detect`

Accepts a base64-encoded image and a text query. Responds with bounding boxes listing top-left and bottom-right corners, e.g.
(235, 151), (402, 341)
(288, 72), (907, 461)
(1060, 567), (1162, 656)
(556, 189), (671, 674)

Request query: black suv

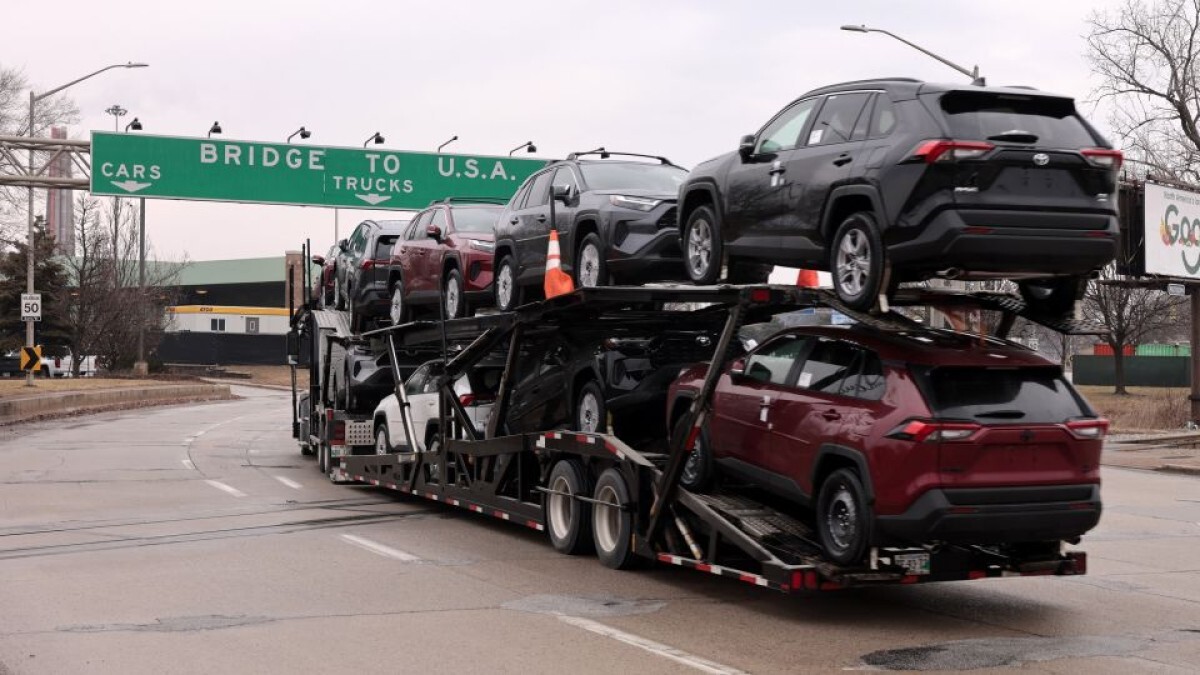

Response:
(334, 218), (410, 329)
(678, 79), (1122, 312)
(492, 151), (688, 311)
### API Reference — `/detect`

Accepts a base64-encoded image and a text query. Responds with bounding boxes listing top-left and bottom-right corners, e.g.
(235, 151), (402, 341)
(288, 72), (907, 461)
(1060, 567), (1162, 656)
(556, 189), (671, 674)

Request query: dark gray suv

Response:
(492, 151), (688, 311)
(334, 218), (409, 330)
(678, 78), (1123, 313)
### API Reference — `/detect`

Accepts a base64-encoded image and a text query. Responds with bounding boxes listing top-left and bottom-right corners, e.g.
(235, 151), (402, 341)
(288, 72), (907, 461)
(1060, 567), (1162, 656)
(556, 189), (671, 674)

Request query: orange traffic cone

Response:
(797, 269), (820, 288)
(544, 228), (574, 299)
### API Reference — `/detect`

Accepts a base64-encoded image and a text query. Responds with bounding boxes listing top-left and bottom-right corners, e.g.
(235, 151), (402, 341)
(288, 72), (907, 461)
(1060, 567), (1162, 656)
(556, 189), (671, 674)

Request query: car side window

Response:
(870, 96), (897, 138)
(743, 336), (808, 385)
(851, 95), (876, 141)
(510, 180), (533, 210)
(796, 339), (861, 394)
(807, 93), (872, 146)
(430, 208), (448, 231)
(852, 351), (887, 401)
(552, 166), (578, 193)
(405, 365), (429, 395)
(524, 171), (554, 209)
(755, 98), (819, 155)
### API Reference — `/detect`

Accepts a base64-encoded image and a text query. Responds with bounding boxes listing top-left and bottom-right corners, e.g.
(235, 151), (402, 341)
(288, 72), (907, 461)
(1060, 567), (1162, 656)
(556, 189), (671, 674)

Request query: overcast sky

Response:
(7, 0), (1126, 262)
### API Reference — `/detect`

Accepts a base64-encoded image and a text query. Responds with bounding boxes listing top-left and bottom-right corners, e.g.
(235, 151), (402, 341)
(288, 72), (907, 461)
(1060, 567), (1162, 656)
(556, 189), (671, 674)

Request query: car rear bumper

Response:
(875, 484), (1102, 545)
(886, 208), (1119, 275)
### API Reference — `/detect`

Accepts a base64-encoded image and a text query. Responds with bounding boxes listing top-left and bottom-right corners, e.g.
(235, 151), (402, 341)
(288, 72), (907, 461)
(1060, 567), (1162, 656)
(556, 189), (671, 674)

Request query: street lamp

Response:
(437, 135), (458, 153)
(287, 126), (311, 143)
(208, 121), (222, 138)
(508, 141), (536, 156)
(104, 104), (128, 131)
(24, 61), (148, 387)
(840, 24), (984, 85)
(363, 131), (385, 147)
(123, 118), (149, 375)
(125, 117), (142, 132)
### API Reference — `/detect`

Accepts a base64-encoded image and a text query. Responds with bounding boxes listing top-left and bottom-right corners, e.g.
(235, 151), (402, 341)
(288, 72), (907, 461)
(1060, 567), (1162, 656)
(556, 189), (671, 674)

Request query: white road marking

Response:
(274, 475), (303, 490)
(556, 614), (747, 675)
(181, 459), (195, 470)
(339, 534), (420, 562)
(204, 480), (247, 498)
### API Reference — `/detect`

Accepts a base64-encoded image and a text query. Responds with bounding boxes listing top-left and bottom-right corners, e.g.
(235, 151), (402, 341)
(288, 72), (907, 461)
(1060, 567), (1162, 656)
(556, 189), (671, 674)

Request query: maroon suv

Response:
(387, 200), (503, 322)
(667, 324), (1106, 565)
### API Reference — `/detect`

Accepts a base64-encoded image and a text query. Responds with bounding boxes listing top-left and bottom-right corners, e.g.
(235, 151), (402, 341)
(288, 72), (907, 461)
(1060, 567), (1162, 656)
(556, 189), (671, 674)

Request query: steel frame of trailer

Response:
(312, 284), (1096, 593)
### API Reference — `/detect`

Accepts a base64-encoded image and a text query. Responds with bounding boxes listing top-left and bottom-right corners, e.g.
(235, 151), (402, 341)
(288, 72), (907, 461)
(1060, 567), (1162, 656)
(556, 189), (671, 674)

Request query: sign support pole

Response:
(1190, 288), (1200, 424)
(25, 91), (36, 388)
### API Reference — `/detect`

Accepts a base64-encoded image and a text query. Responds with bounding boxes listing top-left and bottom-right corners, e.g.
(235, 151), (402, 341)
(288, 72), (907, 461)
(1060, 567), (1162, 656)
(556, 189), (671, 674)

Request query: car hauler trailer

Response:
(290, 283), (1101, 593)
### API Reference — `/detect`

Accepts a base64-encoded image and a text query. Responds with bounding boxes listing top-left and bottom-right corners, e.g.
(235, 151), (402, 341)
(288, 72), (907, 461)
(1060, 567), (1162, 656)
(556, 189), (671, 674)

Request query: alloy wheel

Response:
(687, 219), (713, 279)
(836, 229), (870, 298)
(579, 243), (602, 287)
(826, 487), (858, 552)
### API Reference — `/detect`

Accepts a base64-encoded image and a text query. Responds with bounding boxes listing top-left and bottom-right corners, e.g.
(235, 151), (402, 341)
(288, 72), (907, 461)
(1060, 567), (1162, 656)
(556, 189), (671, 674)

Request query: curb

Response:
(1156, 464), (1200, 476)
(0, 384), (233, 426)
(199, 377), (292, 391)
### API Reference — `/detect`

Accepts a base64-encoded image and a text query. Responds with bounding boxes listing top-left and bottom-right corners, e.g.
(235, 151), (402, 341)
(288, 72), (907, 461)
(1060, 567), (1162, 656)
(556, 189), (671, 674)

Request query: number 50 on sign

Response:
(21, 293), (41, 322)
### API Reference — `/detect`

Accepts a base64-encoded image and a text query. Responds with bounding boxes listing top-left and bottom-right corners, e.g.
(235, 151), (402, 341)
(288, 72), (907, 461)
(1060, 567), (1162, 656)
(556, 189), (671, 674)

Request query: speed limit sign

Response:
(21, 293), (41, 322)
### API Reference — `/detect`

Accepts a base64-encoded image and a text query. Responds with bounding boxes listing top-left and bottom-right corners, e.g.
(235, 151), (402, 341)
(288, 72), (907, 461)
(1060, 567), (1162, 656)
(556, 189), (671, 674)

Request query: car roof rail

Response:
(566, 147), (678, 166)
(428, 197), (508, 206)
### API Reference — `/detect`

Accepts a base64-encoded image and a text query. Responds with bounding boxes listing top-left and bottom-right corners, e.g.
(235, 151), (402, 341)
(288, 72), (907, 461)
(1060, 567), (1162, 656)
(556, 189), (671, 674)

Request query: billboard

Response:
(1144, 181), (1200, 279)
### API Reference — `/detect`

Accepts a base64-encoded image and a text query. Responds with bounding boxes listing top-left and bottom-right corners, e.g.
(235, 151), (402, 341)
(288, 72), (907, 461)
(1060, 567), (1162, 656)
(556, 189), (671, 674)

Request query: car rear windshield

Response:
(451, 206), (501, 234)
(938, 91), (1098, 147)
(579, 163), (687, 192)
(374, 235), (398, 259)
(917, 366), (1090, 424)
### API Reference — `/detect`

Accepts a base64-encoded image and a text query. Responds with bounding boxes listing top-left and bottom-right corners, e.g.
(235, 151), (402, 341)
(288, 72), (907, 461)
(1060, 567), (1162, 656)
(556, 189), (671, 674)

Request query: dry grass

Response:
(221, 365), (306, 389)
(0, 377), (180, 399)
(1075, 385), (1191, 432)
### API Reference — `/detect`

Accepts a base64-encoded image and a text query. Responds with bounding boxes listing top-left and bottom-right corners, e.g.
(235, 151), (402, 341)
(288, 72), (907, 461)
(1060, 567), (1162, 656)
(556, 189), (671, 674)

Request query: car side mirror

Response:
(738, 135), (756, 160)
(311, 255), (325, 266)
(552, 183), (574, 204)
(729, 357), (746, 377)
(426, 224), (443, 241)
(338, 238), (349, 252)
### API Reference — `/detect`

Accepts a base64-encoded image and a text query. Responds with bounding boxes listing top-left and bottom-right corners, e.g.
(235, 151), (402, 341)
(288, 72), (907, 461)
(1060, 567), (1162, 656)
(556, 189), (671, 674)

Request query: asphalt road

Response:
(0, 387), (1198, 673)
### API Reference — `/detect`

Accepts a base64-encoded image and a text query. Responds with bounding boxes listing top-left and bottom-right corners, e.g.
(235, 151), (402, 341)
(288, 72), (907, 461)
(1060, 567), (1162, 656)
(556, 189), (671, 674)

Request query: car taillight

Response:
(887, 419), (981, 442)
(1066, 418), (1109, 440)
(460, 393), (495, 407)
(1081, 148), (1123, 172)
(361, 259), (374, 271)
(909, 139), (994, 163)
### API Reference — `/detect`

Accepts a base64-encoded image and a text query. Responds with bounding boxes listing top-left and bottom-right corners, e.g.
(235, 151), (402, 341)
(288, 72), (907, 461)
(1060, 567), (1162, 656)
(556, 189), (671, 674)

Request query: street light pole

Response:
(840, 25), (984, 85)
(23, 62), (148, 387)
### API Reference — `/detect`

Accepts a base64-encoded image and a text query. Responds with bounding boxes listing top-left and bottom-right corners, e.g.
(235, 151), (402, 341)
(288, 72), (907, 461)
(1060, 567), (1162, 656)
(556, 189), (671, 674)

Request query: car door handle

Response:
(768, 165), (786, 175)
(510, 216), (519, 224)
(833, 154), (852, 167)
(821, 409), (842, 421)
(536, 215), (547, 223)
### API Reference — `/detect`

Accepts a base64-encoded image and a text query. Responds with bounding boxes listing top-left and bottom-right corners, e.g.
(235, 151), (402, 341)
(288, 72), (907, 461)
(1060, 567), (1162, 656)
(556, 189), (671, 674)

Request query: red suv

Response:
(667, 325), (1105, 565)
(387, 200), (503, 322)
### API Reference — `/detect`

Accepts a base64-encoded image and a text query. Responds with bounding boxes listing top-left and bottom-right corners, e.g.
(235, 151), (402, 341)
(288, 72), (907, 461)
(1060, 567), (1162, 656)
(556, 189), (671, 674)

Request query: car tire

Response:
(830, 212), (886, 311)
(674, 416), (714, 492)
(684, 205), (723, 285)
(496, 254), (522, 312)
(545, 459), (594, 555)
(424, 432), (441, 483)
(574, 380), (606, 433)
(374, 423), (390, 455)
(575, 233), (608, 288)
(444, 267), (466, 319)
(389, 281), (409, 325)
(1018, 277), (1086, 316)
(816, 468), (872, 566)
(592, 468), (639, 569)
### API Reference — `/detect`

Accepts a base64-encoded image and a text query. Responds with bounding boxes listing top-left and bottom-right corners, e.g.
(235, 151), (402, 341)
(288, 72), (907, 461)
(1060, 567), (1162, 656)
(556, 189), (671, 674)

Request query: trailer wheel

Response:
(545, 460), (594, 555)
(575, 380), (606, 433)
(374, 424), (391, 455)
(592, 468), (637, 569)
(317, 442), (329, 474)
(673, 417), (713, 492)
(816, 468), (872, 566)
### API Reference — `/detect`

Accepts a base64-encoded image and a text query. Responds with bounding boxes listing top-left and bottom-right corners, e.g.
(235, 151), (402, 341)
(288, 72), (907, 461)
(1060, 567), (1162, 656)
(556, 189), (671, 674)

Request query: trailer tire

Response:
(674, 418), (714, 492)
(374, 424), (391, 455)
(317, 442), (329, 474)
(574, 380), (606, 433)
(816, 468), (872, 566)
(592, 468), (637, 569)
(545, 460), (594, 555)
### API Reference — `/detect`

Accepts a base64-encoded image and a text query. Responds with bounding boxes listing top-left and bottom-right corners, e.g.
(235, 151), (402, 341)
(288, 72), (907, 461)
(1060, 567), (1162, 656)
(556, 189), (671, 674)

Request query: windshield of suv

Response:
(579, 163), (687, 193)
(451, 206), (501, 234)
(938, 91), (1098, 147)
(918, 366), (1091, 424)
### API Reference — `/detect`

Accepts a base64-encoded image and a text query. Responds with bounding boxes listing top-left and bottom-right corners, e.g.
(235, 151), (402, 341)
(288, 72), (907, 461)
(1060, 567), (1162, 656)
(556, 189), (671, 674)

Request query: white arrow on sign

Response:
(111, 180), (153, 193)
(356, 193), (391, 206)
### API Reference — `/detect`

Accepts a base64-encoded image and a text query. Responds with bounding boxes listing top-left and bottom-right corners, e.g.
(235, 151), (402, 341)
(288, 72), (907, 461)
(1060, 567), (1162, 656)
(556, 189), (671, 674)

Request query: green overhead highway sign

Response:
(90, 132), (549, 210)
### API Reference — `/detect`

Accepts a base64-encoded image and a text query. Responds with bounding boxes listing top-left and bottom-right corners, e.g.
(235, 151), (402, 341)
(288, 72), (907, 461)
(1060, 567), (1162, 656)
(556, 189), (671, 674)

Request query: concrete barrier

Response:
(0, 384), (234, 425)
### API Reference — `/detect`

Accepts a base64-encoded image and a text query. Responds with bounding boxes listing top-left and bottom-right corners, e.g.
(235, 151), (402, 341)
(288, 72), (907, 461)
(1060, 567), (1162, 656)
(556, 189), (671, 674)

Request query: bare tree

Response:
(1082, 266), (1185, 394)
(60, 194), (186, 374)
(0, 64), (79, 242)
(1087, 0), (1200, 181)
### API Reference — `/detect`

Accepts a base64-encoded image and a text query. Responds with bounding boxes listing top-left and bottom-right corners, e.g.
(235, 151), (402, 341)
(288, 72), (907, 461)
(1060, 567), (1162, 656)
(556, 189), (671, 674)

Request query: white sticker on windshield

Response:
(808, 129), (824, 145)
(798, 371), (813, 387)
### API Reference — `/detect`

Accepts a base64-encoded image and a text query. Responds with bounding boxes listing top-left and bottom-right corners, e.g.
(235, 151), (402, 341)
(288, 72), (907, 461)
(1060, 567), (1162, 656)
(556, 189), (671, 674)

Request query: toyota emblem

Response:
(1032, 153), (1050, 166)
